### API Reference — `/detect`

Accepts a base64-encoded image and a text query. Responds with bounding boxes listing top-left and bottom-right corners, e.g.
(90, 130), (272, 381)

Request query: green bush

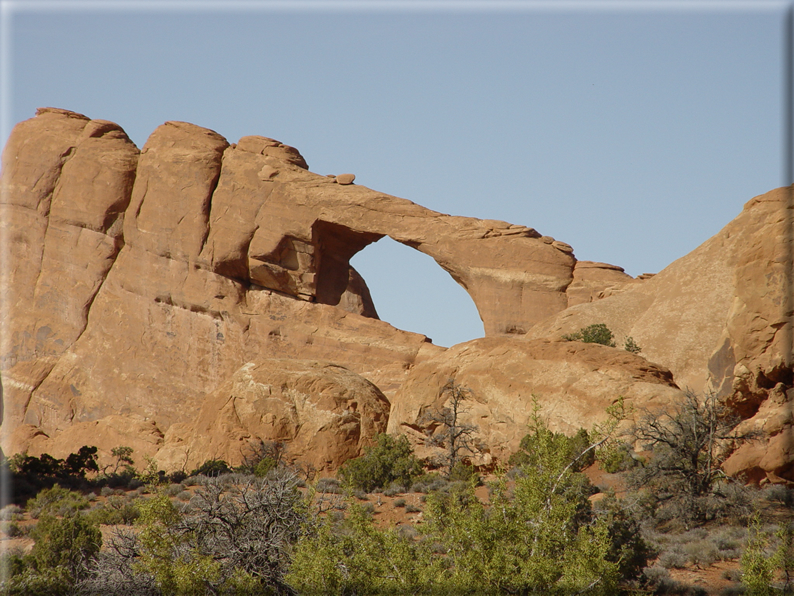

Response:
(509, 426), (595, 473)
(5, 512), (102, 594)
(26, 485), (89, 519)
(338, 434), (423, 493)
(86, 495), (139, 526)
(290, 413), (645, 595)
(623, 336), (642, 353)
(447, 460), (481, 484)
(562, 323), (616, 347)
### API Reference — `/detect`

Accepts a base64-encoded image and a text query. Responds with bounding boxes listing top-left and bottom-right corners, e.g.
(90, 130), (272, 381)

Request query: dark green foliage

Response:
(623, 336), (642, 354)
(562, 323), (616, 347)
(599, 441), (640, 473)
(4, 512), (102, 594)
(8, 446), (100, 503)
(30, 512), (102, 579)
(447, 461), (480, 484)
(592, 492), (649, 580)
(339, 433), (423, 493)
(190, 458), (231, 477)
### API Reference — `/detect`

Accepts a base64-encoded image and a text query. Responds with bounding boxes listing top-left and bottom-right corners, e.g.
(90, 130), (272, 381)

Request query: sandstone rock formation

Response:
(155, 359), (391, 473)
(526, 186), (794, 481)
(0, 108), (577, 467)
(386, 337), (685, 465)
(1, 108), (790, 483)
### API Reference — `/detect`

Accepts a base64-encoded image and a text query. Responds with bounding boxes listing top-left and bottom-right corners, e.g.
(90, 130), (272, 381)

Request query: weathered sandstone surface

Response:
(526, 187), (793, 480)
(155, 359), (391, 473)
(0, 108), (791, 482)
(387, 337), (685, 465)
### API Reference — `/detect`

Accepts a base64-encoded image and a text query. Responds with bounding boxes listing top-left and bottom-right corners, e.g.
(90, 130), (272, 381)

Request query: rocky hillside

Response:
(1, 108), (790, 480)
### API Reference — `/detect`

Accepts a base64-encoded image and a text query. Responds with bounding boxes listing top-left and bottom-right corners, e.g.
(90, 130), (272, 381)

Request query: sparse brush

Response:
(315, 477), (343, 494)
(684, 539), (719, 568)
(658, 544), (689, 569)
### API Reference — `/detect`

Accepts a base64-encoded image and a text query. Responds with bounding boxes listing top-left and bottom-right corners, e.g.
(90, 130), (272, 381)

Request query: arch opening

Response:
(350, 236), (484, 348)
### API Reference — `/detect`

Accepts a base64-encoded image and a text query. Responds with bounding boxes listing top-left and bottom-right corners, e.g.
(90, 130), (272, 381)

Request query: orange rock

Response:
(387, 336), (684, 465)
(155, 359), (391, 473)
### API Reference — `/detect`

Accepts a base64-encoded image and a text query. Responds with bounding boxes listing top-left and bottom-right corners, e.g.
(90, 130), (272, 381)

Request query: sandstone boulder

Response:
(154, 359), (391, 473)
(387, 336), (685, 465)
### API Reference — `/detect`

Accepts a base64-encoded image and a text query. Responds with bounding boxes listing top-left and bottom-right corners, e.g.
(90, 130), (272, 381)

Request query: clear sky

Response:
(2, 0), (791, 347)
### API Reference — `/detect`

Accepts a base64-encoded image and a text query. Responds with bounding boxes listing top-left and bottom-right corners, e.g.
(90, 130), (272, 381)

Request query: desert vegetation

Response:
(1, 388), (791, 595)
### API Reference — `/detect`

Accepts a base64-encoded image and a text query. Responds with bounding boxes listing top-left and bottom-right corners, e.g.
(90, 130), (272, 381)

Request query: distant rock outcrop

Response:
(1, 108), (790, 482)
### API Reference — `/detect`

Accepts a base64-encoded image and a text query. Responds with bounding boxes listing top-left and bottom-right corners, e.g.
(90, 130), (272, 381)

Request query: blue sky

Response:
(2, 0), (791, 347)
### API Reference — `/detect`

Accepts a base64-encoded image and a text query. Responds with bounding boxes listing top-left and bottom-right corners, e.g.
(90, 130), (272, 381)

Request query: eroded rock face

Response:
(526, 186), (794, 481)
(0, 108), (138, 427)
(0, 108), (574, 467)
(566, 261), (636, 307)
(387, 336), (685, 466)
(155, 359), (391, 473)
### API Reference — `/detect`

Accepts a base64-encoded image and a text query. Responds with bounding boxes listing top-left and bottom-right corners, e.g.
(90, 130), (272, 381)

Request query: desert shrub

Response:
(562, 323), (616, 347)
(30, 512), (101, 577)
(658, 544), (690, 569)
(592, 492), (649, 579)
(447, 460), (481, 484)
(628, 390), (757, 528)
(624, 336), (642, 353)
(189, 458), (231, 478)
(761, 483), (794, 506)
(86, 495), (139, 526)
(290, 412), (644, 595)
(0, 503), (24, 521)
(599, 441), (640, 473)
(315, 477), (344, 494)
(509, 425), (595, 473)
(338, 433), (423, 493)
(642, 564), (671, 584)
(83, 469), (308, 595)
(685, 539), (720, 568)
(410, 472), (448, 493)
(234, 440), (285, 479)
(4, 511), (102, 594)
(163, 483), (182, 497)
(383, 484), (401, 497)
(405, 503), (421, 513)
(394, 498), (406, 508)
(1, 521), (23, 537)
(26, 484), (89, 519)
(175, 490), (192, 502)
